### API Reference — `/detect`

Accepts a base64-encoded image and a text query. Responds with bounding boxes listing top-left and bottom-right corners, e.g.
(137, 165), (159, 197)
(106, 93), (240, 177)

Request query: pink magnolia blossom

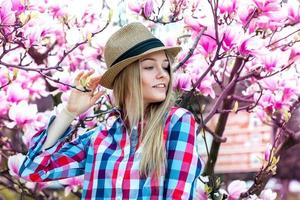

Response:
(254, 99), (272, 121)
(252, 0), (281, 13)
(22, 14), (59, 48)
(249, 0), (286, 31)
(8, 153), (26, 177)
(173, 72), (192, 91)
(195, 78), (216, 99)
(59, 176), (84, 197)
(0, 0), (16, 34)
(79, 12), (94, 26)
(190, 72), (215, 99)
(128, 1), (142, 14)
(227, 180), (247, 200)
(287, 0), (300, 23)
(28, 77), (49, 99)
(11, 0), (26, 14)
(253, 77), (298, 120)
(218, 0), (237, 14)
(198, 33), (217, 57)
(23, 23), (43, 48)
(281, 87), (296, 103)
(237, 2), (256, 26)
(22, 125), (38, 148)
(27, 2), (46, 13)
(6, 83), (30, 103)
(238, 36), (265, 57)
(49, 5), (65, 18)
(238, 0), (285, 32)
(256, 10), (286, 31)
(7, 101), (38, 128)
(49, 71), (72, 92)
(255, 15), (272, 30)
(143, 0), (154, 18)
(163, 36), (177, 47)
(261, 78), (297, 106)
(13, 71), (49, 99)
(258, 49), (289, 72)
(0, 68), (10, 87)
(0, 91), (10, 116)
(69, 56), (85, 71)
(259, 189), (277, 200)
(254, 78), (296, 118)
(22, 112), (51, 147)
(222, 26), (240, 51)
(255, 91), (275, 114)
(261, 78), (280, 92)
(289, 45), (300, 63)
(184, 16), (204, 32)
(54, 29), (66, 46)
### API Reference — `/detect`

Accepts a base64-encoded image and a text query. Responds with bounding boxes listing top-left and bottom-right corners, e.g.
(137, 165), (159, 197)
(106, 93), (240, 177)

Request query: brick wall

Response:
(199, 112), (272, 173)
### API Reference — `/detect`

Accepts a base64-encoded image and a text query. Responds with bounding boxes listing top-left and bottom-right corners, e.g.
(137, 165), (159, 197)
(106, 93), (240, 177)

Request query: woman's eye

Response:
(144, 66), (154, 70)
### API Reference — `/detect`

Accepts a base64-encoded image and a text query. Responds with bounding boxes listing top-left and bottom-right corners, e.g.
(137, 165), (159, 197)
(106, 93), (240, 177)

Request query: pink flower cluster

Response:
(254, 77), (299, 121)
(196, 180), (277, 200)
(0, 67), (48, 128)
(173, 54), (216, 99)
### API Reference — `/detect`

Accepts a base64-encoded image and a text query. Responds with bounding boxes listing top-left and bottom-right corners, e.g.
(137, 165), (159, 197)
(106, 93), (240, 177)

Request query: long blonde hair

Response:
(113, 52), (175, 177)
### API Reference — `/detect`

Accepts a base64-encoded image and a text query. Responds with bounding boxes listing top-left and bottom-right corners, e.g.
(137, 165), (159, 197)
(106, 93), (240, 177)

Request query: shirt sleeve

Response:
(163, 108), (202, 199)
(19, 116), (95, 182)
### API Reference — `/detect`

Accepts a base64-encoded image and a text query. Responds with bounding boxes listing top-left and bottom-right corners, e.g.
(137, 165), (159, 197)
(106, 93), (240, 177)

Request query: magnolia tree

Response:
(1, 0), (300, 199)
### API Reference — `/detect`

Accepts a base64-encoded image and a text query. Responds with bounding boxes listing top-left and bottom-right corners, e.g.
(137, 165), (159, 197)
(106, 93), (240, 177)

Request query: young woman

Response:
(19, 22), (202, 199)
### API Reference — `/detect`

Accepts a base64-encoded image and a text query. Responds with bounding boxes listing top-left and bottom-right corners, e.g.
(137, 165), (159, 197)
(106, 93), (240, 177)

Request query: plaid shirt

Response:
(19, 107), (202, 199)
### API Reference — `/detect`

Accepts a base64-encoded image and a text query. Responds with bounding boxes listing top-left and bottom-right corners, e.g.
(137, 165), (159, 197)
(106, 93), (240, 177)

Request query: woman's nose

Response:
(156, 66), (168, 79)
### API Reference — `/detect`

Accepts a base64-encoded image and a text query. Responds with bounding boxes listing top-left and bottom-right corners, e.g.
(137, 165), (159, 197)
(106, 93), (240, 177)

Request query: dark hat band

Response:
(110, 38), (165, 67)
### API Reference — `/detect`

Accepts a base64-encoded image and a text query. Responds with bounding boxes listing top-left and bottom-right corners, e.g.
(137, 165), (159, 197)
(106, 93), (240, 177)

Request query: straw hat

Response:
(99, 22), (182, 89)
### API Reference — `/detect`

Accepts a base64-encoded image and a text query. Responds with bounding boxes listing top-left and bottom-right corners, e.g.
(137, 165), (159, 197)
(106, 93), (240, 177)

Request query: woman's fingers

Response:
(81, 69), (95, 81)
(87, 75), (102, 89)
(89, 75), (102, 83)
(74, 71), (84, 85)
(90, 90), (105, 104)
(75, 69), (94, 87)
(73, 69), (102, 92)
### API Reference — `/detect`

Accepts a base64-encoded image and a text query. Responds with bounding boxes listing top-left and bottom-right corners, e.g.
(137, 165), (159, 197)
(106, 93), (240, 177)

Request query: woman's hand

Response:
(66, 69), (105, 116)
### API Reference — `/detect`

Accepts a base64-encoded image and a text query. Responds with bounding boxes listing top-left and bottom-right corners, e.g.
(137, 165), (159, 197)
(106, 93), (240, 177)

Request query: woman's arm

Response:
(42, 107), (76, 150)
(18, 118), (97, 182)
(42, 69), (103, 150)
(18, 70), (104, 181)
(163, 108), (202, 199)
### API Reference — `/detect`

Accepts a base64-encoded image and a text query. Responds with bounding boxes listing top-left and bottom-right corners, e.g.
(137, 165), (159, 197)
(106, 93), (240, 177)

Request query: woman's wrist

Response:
(42, 106), (77, 150)
(63, 106), (78, 118)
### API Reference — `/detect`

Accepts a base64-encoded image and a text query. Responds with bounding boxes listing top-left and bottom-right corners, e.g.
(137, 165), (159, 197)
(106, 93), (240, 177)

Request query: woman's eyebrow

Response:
(140, 58), (156, 62)
(140, 58), (169, 62)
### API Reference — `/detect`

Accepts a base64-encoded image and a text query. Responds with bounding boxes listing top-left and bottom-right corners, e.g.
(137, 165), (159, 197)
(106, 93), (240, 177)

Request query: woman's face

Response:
(139, 51), (170, 107)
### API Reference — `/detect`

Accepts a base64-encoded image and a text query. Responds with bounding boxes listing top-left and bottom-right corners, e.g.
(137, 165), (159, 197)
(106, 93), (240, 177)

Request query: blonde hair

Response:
(113, 52), (175, 177)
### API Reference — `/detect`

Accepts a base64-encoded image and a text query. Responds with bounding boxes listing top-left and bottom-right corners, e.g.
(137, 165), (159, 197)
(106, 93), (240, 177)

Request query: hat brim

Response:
(100, 46), (182, 89)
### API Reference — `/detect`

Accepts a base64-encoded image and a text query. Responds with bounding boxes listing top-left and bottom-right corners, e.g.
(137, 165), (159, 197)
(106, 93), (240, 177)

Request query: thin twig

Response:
(173, 27), (207, 71)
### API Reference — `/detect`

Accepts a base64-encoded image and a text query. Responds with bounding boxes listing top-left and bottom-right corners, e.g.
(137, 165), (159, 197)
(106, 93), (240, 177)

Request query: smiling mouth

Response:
(153, 83), (166, 88)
